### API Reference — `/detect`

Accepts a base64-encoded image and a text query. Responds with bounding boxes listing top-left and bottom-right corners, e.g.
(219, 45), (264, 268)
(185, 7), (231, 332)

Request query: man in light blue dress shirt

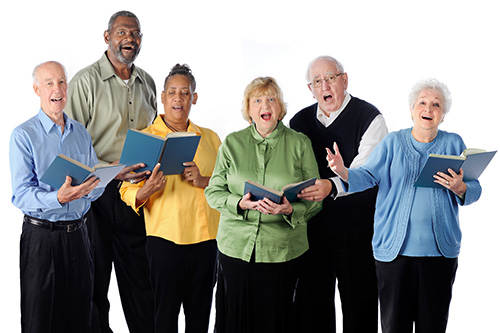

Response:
(9, 61), (103, 333)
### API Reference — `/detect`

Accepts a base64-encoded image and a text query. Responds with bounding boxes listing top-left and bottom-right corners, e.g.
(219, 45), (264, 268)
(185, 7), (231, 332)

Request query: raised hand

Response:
(326, 142), (348, 181)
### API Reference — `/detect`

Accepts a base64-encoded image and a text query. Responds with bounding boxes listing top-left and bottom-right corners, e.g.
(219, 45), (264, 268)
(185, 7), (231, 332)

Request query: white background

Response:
(1, 0), (499, 331)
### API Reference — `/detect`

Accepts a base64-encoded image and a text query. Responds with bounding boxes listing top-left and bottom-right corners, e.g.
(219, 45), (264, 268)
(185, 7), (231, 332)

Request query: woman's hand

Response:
(434, 168), (467, 199)
(239, 192), (260, 211)
(183, 161), (210, 189)
(326, 142), (348, 181)
(257, 197), (293, 216)
(136, 163), (166, 205)
(238, 194), (293, 216)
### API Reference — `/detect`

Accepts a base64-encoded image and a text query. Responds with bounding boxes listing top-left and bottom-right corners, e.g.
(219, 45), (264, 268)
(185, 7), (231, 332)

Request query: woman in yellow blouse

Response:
(120, 64), (221, 332)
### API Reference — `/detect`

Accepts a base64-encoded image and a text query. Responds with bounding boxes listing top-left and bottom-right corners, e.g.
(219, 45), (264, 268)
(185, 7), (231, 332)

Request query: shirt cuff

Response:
(331, 177), (349, 199)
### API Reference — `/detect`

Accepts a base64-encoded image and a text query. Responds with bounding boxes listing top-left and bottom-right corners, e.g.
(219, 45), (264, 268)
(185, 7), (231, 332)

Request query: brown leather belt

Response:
(24, 215), (86, 233)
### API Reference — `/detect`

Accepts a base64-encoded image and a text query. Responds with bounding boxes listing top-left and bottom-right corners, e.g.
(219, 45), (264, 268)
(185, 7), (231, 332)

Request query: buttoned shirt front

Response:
(66, 52), (157, 163)
(9, 109), (103, 221)
(205, 122), (322, 263)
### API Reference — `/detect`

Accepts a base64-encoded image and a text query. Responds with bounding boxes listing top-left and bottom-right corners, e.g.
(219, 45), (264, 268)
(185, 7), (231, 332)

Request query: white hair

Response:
(305, 55), (344, 82)
(32, 61), (67, 85)
(408, 78), (452, 115)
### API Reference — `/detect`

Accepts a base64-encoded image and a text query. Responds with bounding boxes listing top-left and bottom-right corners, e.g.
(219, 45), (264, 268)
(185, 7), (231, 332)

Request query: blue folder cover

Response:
(244, 178), (317, 203)
(119, 129), (201, 175)
(40, 154), (124, 189)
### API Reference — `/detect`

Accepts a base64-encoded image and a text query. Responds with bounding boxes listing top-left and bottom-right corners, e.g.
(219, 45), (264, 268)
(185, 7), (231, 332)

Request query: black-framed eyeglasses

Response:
(309, 73), (344, 88)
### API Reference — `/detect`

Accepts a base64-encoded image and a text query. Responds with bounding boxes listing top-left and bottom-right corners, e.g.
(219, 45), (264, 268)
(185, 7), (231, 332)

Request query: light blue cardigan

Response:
(347, 128), (482, 262)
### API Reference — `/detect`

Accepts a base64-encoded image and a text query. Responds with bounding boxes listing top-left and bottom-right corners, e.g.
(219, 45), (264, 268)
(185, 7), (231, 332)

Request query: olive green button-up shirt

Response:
(66, 52), (157, 163)
(205, 122), (322, 263)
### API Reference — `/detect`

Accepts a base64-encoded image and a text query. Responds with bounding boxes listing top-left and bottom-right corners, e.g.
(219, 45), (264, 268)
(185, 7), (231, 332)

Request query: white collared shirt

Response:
(316, 93), (352, 127)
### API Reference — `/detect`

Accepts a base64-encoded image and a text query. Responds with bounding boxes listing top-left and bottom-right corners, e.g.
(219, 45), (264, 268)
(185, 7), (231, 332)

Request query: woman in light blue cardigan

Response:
(326, 79), (482, 333)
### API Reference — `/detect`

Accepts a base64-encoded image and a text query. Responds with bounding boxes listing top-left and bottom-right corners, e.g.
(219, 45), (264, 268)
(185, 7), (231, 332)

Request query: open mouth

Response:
(323, 94), (333, 102)
(422, 115), (433, 120)
(121, 44), (137, 52)
(51, 97), (63, 102)
(261, 112), (272, 121)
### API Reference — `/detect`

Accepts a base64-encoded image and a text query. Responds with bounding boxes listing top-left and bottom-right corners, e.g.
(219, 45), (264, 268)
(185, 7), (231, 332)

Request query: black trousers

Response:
(296, 225), (379, 333)
(376, 256), (458, 333)
(146, 237), (217, 333)
(215, 252), (302, 333)
(20, 216), (93, 333)
(88, 180), (154, 333)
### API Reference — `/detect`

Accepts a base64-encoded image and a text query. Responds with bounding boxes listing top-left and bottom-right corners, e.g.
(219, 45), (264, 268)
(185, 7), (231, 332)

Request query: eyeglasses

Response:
(309, 73), (344, 88)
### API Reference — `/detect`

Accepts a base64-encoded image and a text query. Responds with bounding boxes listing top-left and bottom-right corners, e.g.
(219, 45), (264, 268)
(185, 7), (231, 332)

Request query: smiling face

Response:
(307, 58), (348, 115)
(161, 74), (197, 129)
(105, 16), (142, 65)
(248, 90), (282, 138)
(411, 88), (445, 139)
(33, 62), (67, 123)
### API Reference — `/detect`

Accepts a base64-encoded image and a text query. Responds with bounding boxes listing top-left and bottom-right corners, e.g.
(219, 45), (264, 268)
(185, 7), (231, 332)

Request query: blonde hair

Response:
(241, 76), (287, 122)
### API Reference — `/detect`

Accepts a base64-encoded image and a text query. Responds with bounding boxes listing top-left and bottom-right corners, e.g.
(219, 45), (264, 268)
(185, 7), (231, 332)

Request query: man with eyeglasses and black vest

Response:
(290, 55), (388, 333)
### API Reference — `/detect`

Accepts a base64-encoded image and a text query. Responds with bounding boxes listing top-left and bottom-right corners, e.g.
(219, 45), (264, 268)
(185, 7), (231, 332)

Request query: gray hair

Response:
(32, 61), (67, 85)
(408, 78), (452, 115)
(305, 55), (345, 82)
(107, 10), (140, 31)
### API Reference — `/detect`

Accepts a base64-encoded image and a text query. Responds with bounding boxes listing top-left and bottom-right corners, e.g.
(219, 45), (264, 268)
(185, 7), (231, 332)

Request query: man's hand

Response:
(57, 176), (100, 204)
(297, 179), (332, 202)
(113, 161), (151, 183)
(326, 142), (348, 181)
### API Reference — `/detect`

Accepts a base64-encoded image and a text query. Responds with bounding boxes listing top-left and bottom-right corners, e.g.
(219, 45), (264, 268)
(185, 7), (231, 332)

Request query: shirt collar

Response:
(316, 93), (351, 123)
(98, 52), (142, 84)
(37, 108), (73, 134)
(249, 121), (285, 148)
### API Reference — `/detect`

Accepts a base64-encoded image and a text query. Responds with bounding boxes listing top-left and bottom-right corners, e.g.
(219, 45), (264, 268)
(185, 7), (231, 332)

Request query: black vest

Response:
(290, 96), (381, 235)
